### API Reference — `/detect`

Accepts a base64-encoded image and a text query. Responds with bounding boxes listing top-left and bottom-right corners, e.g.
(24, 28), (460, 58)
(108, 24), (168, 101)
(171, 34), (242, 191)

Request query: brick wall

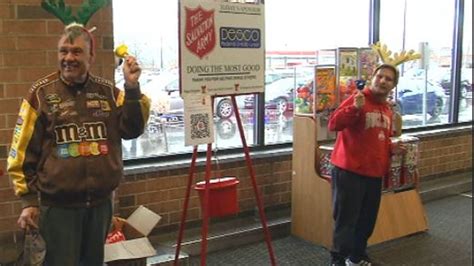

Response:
(116, 155), (293, 229)
(114, 128), (471, 238)
(416, 129), (472, 177)
(0, 0), (472, 260)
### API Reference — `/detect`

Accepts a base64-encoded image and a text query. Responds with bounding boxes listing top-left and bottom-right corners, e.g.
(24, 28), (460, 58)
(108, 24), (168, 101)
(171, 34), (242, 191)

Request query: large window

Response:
(459, 0), (472, 122)
(113, 0), (369, 159)
(380, 0), (472, 127)
(113, 0), (471, 160)
(263, 1), (369, 145)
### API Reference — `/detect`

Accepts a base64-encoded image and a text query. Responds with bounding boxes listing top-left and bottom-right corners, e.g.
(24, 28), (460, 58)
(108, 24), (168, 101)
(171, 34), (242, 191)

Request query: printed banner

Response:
(179, 0), (265, 97)
(358, 48), (379, 85)
(315, 66), (337, 112)
(337, 48), (358, 103)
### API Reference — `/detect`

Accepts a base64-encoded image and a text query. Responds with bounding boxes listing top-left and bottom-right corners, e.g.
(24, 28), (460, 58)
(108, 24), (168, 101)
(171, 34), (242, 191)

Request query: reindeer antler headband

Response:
(41, 0), (110, 27)
(371, 42), (422, 66)
(41, 0), (110, 55)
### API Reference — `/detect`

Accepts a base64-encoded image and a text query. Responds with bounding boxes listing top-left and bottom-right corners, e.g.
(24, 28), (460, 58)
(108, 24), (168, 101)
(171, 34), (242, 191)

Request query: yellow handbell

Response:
(114, 44), (129, 58)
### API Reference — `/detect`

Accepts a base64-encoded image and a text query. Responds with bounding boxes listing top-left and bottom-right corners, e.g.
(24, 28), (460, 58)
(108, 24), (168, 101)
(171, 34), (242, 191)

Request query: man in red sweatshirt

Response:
(328, 64), (403, 266)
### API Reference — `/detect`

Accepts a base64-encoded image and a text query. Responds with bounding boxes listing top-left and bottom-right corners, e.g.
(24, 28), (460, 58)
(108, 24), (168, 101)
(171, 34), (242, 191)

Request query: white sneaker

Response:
(345, 258), (372, 266)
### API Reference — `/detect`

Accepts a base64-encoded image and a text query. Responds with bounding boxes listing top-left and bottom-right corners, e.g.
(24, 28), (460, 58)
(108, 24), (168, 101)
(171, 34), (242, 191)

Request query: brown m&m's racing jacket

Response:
(7, 72), (150, 208)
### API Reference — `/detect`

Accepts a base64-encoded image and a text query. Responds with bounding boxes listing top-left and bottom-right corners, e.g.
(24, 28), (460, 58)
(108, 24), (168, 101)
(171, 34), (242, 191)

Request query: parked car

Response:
(140, 72), (183, 116)
(140, 71), (238, 120)
(402, 67), (472, 99)
(438, 71), (472, 98)
(243, 77), (308, 114)
(395, 77), (447, 119)
(265, 71), (283, 85)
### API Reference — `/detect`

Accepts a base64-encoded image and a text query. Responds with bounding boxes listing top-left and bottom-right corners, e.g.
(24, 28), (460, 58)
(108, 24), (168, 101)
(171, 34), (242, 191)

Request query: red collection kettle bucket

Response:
(194, 176), (240, 217)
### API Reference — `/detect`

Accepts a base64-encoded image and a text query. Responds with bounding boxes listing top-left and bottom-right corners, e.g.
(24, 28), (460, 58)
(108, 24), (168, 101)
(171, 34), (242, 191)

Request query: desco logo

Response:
(221, 27), (260, 42)
(220, 27), (261, 48)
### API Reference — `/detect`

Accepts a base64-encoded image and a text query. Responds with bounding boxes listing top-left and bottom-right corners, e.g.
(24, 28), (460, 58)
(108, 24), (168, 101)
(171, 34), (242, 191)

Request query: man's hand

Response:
(17, 206), (39, 230)
(354, 90), (365, 109)
(123, 56), (141, 88)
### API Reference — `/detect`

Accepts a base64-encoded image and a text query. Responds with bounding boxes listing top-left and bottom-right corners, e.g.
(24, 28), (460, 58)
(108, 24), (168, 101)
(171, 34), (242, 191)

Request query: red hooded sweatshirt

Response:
(328, 88), (393, 178)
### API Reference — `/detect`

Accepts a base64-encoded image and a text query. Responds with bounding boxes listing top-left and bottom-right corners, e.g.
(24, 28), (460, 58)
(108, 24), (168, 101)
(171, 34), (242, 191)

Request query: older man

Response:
(8, 24), (150, 265)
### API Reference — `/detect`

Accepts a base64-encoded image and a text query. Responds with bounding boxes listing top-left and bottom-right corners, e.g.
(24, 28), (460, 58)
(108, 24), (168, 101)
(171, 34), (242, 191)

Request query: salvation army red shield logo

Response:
(184, 6), (216, 59)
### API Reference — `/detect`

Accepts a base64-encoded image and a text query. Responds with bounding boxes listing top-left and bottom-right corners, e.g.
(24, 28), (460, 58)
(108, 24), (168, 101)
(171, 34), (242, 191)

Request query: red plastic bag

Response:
(106, 229), (126, 244)
(106, 217), (127, 244)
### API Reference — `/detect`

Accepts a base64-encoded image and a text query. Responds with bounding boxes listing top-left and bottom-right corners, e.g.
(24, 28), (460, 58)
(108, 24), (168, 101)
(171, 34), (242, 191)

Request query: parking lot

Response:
(120, 67), (472, 159)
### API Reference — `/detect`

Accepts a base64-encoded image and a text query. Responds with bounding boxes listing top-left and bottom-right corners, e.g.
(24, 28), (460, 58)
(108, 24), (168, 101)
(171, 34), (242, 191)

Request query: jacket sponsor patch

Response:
(86, 100), (101, 109)
(9, 148), (17, 159)
(92, 110), (110, 118)
(54, 122), (107, 144)
(59, 109), (78, 117)
(57, 141), (109, 158)
(100, 101), (111, 111)
(48, 104), (59, 113)
(86, 92), (108, 100)
(59, 100), (75, 109)
(12, 124), (22, 146)
(45, 94), (61, 104)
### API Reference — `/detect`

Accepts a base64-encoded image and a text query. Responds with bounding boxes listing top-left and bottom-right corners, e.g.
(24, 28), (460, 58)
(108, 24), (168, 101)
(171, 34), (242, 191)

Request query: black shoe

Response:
(330, 257), (346, 266)
(360, 254), (373, 265)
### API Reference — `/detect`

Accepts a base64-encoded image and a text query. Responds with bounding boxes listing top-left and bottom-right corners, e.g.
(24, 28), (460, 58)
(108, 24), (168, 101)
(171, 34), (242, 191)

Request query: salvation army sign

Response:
(179, 0), (265, 97)
(184, 6), (216, 59)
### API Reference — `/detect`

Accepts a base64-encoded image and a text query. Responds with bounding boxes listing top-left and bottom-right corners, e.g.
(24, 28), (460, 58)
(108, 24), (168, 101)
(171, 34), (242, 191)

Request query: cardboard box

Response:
(105, 205), (161, 265)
